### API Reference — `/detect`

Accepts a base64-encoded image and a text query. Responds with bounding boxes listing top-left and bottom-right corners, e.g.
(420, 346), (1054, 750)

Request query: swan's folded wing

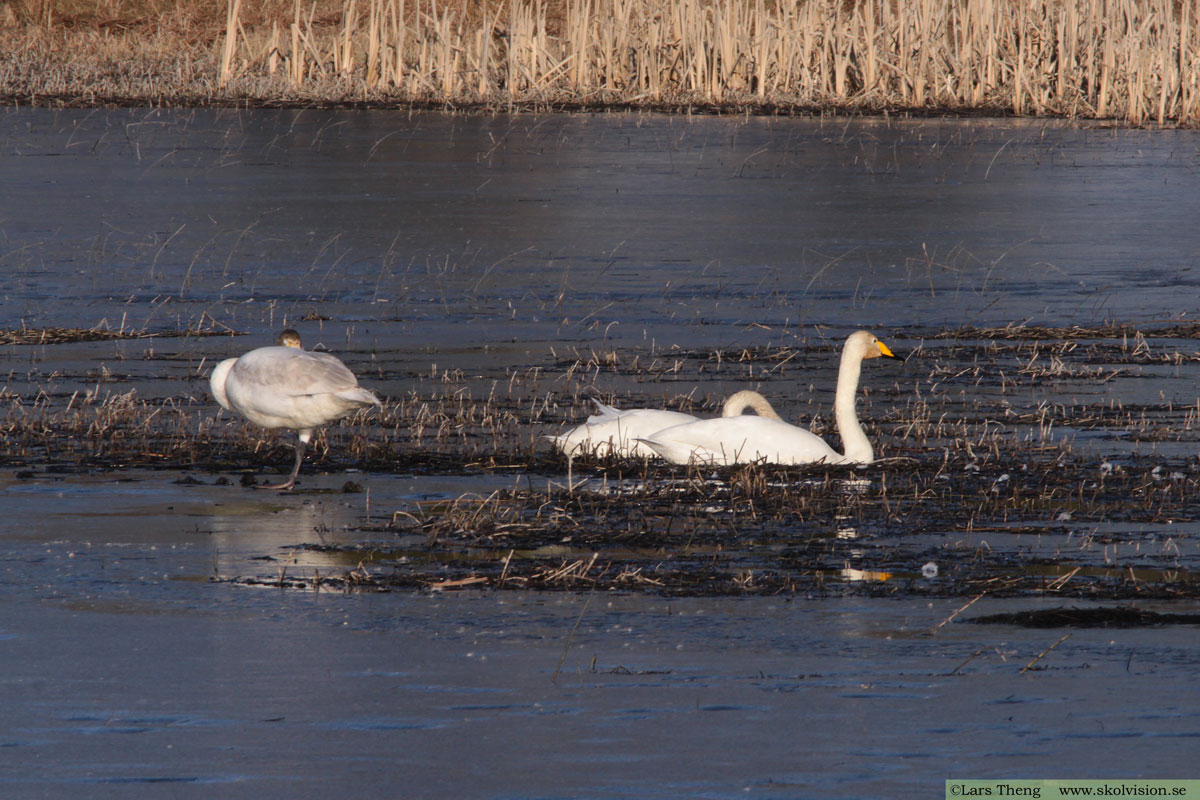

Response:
(234, 348), (358, 396)
(640, 416), (842, 466)
(552, 408), (698, 458)
(225, 347), (379, 430)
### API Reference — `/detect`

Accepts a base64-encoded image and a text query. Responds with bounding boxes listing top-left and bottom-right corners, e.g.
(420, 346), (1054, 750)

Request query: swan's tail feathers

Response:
(587, 398), (623, 422)
(340, 387), (384, 409)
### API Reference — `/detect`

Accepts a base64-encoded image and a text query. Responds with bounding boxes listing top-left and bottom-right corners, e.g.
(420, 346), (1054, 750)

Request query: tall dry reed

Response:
(4, 0), (1200, 124)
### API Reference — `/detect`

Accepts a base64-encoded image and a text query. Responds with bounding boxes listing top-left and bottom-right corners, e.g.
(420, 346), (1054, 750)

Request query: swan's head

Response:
(848, 330), (901, 362)
(278, 329), (303, 348)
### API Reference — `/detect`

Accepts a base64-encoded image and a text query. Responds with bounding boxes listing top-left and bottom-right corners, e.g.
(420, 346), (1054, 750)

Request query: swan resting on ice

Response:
(210, 329), (382, 490)
(638, 330), (900, 466)
(549, 390), (782, 459)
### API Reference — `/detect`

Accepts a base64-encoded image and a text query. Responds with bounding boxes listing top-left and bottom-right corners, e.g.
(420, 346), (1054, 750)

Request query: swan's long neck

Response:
(833, 344), (873, 463)
(722, 390), (782, 420)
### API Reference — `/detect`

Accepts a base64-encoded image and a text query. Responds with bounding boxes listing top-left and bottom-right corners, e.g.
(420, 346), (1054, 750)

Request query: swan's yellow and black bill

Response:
(878, 340), (902, 361)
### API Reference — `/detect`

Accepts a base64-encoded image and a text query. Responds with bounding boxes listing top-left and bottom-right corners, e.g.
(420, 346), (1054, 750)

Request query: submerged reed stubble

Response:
(4, 0), (1200, 124)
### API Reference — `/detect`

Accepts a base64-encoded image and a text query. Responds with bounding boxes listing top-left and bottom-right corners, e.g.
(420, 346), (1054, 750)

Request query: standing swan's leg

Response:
(255, 433), (308, 491)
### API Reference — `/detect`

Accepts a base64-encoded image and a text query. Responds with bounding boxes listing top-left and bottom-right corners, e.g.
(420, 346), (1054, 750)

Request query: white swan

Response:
(638, 330), (899, 466)
(210, 329), (382, 490)
(549, 390), (782, 459)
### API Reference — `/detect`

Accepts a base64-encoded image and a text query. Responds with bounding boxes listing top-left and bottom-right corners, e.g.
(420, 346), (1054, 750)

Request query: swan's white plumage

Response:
(210, 330), (382, 489)
(548, 390), (782, 459)
(640, 415), (845, 466)
(639, 330), (898, 466)
(549, 401), (697, 459)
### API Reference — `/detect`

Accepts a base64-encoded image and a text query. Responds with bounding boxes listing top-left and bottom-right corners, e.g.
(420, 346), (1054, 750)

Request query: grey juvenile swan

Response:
(210, 329), (382, 489)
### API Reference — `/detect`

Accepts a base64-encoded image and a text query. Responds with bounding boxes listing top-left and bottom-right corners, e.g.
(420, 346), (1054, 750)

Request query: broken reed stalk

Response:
(7, 0), (1200, 124)
(949, 646), (998, 676)
(219, 0), (242, 87)
(1020, 632), (1072, 673)
(929, 592), (986, 635)
(498, 548), (515, 587)
(552, 590), (594, 685)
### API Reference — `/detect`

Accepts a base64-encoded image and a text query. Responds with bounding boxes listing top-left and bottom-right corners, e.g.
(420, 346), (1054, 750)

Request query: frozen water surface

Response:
(2, 109), (1200, 797)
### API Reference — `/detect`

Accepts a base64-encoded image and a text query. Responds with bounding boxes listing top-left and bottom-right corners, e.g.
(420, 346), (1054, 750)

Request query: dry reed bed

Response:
(5, 0), (1200, 124)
